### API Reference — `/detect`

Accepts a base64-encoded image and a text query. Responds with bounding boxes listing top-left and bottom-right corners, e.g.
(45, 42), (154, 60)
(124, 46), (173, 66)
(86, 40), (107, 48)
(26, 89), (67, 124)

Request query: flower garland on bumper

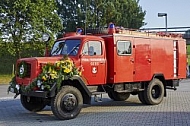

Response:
(8, 57), (82, 94)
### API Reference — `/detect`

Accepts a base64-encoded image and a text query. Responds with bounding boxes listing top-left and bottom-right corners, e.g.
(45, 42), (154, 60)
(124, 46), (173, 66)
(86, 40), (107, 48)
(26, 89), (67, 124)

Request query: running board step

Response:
(91, 92), (107, 102)
(91, 91), (106, 95)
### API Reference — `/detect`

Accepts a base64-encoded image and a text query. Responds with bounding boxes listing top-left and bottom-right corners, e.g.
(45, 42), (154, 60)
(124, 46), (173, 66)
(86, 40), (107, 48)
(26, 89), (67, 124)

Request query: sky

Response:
(138, 0), (190, 30)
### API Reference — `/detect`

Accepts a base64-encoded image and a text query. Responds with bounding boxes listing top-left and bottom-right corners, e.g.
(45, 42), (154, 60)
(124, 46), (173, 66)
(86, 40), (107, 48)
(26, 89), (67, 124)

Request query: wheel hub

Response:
(61, 93), (77, 111)
(151, 86), (160, 98)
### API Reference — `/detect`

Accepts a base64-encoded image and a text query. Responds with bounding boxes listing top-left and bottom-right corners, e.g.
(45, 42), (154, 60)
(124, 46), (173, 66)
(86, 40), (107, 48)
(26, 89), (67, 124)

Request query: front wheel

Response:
(51, 86), (83, 120)
(144, 78), (164, 105)
(20, 95), (46, 112)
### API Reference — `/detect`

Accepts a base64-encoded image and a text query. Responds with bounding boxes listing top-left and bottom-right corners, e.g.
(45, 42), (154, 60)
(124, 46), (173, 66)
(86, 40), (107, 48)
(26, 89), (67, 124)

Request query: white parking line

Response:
(0, 97), (18, 101)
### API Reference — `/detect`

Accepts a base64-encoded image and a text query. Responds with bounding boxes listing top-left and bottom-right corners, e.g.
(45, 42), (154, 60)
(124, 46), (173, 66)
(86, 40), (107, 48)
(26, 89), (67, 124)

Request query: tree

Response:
(0, 0), (63, 59)
(56, 0), (146, 32)
(115, 0), (146, 29)
(56, 0), (85, 32)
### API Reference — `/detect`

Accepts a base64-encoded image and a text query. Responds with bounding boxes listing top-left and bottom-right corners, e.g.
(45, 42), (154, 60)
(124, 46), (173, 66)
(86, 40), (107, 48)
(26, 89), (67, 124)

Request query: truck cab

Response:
(51, 35), (107, 85)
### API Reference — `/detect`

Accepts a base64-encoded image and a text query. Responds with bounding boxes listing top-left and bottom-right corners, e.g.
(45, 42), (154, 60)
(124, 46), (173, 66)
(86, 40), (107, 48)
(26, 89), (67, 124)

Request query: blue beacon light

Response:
(76, 28), (82, 35)
(109, 23), (115, 28)
(108, 23), (115, 34)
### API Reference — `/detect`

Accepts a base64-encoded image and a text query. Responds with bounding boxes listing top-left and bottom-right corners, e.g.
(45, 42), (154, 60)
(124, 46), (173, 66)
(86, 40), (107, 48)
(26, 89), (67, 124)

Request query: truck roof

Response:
(57, 34), (104, 41)
(60, 27), (184, 41)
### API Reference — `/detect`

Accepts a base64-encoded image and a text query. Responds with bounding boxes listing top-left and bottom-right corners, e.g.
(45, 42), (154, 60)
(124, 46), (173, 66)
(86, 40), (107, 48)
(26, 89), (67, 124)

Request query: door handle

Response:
(130, 58), (134, 63)
(147, 58), (151, 63)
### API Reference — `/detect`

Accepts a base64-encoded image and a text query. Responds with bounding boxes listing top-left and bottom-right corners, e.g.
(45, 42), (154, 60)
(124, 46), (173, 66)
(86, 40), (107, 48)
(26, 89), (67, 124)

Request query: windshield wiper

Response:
(68, 44), (80, 55)
(51, 43), (64, 55)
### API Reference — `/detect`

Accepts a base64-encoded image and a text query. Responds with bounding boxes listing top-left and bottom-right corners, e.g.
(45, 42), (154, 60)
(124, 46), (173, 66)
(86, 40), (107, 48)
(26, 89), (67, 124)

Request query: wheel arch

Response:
(62, 76), (91, 104)
(152, 73), (167, 97)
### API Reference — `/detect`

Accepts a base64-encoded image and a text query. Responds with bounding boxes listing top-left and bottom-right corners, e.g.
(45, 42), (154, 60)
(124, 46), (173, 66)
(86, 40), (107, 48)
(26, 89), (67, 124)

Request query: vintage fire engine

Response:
(8, 23), (187, 120)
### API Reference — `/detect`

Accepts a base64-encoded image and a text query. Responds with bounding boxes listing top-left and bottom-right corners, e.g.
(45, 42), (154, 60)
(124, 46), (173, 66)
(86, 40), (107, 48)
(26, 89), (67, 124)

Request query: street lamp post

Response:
(158, 13), (167, 33)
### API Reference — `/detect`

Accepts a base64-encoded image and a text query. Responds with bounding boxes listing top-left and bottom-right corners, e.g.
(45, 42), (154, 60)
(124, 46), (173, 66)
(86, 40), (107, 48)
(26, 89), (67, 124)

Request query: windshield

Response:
(51, 39), (81, 56)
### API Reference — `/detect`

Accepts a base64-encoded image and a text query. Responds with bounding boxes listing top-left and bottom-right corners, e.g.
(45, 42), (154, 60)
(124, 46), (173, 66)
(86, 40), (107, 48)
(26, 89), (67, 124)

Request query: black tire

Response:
(138, 91), (148, 104)
(110, 91), (130, 101)
(51, 86), (83, 120)
(108, 92), (114, 100)
(86, 28), (108, 34)
(131, 92), (138, 95)
(20, 95), (46, 112)
(144, 78), (164, 105)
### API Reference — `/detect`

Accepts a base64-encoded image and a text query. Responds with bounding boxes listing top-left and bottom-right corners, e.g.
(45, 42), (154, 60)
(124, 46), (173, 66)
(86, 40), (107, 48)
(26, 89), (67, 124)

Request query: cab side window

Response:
(117, 41), (131, 55)
(82, 41), (102, 56)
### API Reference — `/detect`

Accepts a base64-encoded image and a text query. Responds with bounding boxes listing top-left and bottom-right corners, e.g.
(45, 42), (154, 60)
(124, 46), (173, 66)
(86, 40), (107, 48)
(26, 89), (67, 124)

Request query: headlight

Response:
(41, 85), (44, 90)
(37, 80), (42, 87)
(16, 85), (20, 91)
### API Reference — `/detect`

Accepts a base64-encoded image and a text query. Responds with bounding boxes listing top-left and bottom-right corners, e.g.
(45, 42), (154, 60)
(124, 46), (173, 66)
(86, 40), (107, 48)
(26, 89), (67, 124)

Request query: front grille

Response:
(25, 63), (31, 78)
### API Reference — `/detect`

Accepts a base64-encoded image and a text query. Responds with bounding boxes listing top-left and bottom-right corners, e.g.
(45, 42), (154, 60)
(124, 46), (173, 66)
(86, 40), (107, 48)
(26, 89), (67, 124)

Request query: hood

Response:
(18, 56), (63, 64)
(16, 56), (63, 85)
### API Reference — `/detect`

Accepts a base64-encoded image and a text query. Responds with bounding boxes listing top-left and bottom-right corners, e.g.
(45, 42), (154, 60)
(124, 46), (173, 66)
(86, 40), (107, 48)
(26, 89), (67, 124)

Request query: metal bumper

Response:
(21, 83), (57, 98)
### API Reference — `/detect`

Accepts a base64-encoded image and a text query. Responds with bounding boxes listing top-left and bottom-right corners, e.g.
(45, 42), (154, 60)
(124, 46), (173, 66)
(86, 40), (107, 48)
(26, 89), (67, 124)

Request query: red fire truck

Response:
(8, 23), (187, 120)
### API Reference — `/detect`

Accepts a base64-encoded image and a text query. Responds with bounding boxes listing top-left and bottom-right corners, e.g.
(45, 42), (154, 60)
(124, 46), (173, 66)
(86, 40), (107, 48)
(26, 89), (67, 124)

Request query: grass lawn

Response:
(0, 74), (13, 85)
(187, 45), (190, 65)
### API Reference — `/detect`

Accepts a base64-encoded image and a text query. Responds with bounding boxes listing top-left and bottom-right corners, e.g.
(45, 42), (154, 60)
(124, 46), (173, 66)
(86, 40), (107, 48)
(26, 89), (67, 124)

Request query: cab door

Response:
(80, 40), (106, 85)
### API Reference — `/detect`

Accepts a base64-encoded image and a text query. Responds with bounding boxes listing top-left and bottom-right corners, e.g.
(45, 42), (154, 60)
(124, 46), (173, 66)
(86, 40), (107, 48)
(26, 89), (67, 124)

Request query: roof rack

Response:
(64, 22), (183, 39)
(111, 26), (183, 38)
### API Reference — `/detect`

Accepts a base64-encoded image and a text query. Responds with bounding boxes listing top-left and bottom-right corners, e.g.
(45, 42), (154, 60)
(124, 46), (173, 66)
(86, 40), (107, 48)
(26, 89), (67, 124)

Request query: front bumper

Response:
(8, 82), (57, 98)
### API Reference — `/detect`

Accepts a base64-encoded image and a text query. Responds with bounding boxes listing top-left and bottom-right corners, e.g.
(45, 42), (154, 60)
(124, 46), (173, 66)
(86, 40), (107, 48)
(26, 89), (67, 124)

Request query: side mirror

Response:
(42, 33), (50, 57)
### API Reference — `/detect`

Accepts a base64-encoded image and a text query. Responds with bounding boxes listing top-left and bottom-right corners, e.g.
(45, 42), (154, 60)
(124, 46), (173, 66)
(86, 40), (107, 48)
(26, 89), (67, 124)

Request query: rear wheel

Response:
(20, 95), (46, 112)
(109, 91), (130, 101)
(138, 91), (147, 104)
(51, 86), (83, 120)
(144, 78), (164, 105)
(108, 92), (114, 100)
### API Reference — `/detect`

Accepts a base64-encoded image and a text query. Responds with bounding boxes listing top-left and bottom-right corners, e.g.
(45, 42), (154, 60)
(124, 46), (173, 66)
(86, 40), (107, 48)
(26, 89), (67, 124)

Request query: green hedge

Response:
(0, 42), (45, 75)
(0, 55), (16, 75)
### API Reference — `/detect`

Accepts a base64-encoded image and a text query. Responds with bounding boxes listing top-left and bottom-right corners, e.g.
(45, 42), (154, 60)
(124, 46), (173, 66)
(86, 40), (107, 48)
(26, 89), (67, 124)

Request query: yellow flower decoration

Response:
(42, 76), (47, 81)
(50, 73), (57, 79)
(56, 62), (60, 67)
(19, 57), (83, 92)
(64, 68), (71, 73)
(78, 71), (82, 76)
